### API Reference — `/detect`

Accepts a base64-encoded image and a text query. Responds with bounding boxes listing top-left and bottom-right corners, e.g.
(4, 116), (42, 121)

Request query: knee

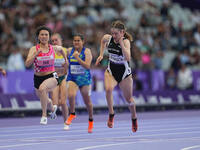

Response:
(126, 96), (134, 103)
(85, 100), (93, 107)
(59, 100), (66, 105)
(38, 85), (46, 94)
(68, 93), (76, 100)
(105, 87), (113, 94)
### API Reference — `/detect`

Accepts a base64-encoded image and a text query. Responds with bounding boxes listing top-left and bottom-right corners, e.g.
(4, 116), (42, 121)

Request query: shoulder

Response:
(85, 47), (91, 52)
(67, 47), (73, 54)
(123, 38), (130, 45)
(29, 46), (36, 52)
(62, 47), (68, 54)
(102, 34), (112, 42)
(84, 48), (92, 54)
(84, 48), (92, 58)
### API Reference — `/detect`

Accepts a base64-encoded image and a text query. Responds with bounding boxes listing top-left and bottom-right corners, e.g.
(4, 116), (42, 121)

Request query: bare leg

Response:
(80, 85), (93, 119)
(104, 70), (117, 115)
(36, 89), (48, 117)
(65, 81), (78, 125)
(59, 80), (68, 122)
(119, 75), (137, 119)
(37, 77), (58, 117)
(119, 75), (138, 132)
(67, 81), (78, 114)
(80, 85), (93, 133)
(61, 104), (68, 122)
(51, 86), (59, 106)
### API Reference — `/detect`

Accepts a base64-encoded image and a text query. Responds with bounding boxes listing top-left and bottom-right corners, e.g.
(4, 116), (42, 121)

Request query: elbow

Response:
(85, 64), (91, 69)
(86, 66), (90, 70)
(25, 62), (29, 68)
(25, 61), (31, 68)
(126, 56), (131, 62)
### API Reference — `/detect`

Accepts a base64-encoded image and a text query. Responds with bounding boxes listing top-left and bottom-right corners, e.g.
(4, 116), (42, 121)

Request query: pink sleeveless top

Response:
(34, 44), (55, 73)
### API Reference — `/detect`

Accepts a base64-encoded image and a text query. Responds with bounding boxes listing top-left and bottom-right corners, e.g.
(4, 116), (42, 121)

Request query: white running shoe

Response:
(40, 116), (47, 125)
(63, 124), (69, 130)
(49, 105), (57, 120)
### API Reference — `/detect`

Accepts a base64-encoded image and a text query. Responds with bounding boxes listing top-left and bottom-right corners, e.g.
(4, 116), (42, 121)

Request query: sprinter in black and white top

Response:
(95, 20), (138, 132)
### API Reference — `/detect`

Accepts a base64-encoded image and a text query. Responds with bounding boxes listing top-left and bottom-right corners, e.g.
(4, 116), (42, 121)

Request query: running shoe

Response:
(49, 105), (57, 120)
(107, 114), (115, 128)
(63, 123), (70, 130)
(132, 118), (138, 132)
(40, 116), (47, 125)
(88, 120), (93, 133)
(65, 114), (76, 125)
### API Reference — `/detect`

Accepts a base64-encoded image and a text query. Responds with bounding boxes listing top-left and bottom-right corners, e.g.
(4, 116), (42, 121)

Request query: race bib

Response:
(109, 54), (124, 64)
(70, 65), (85, 74)
(54, 58), (65, 67)
(36, 55), (54, 66)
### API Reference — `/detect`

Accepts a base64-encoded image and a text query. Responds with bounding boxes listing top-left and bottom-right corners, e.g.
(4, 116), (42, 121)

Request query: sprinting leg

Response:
(119, 75), (138, 132)
(80, 85), (93, 133)
(59, 80), (68, 122)
(104, 70), (117, 128)
(65, 81), (78, 125)
(36, 77), (58, 125)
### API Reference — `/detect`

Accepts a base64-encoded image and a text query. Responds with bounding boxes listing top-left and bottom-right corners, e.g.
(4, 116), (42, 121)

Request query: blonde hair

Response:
(111, 20), (133, 42)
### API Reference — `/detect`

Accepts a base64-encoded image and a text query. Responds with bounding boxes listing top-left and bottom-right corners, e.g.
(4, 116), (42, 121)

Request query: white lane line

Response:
(0, 117), (199, 131)
(75, 137), (200, 150)
(0, 135), (199, 149)
(75, 142), (136, 150)
(1, 124), (200, 138)
(0, 122), (200, 138)
(1, 129), (200, 144)
(181, 145), (200, 150)
(0, 142), (52, 149)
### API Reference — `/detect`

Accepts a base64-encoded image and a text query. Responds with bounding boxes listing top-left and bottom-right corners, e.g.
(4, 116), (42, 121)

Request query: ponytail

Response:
(124, 32), (133, 42)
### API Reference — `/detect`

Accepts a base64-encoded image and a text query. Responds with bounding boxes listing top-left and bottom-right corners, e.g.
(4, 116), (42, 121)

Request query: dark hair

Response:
(111, 20), (133, 42)
(73, 33), (84, 41)
(35, 26), (52, 43)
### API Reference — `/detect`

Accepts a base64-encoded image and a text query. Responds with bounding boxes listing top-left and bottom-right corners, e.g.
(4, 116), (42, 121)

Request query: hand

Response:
(1, 69), (6, 76)
(54, 45), (62, 52)
(62, 62), (68, 67)
(119, 36), (124, 45)
(95, 56), (103, 66)
(73, 51), (79, 59)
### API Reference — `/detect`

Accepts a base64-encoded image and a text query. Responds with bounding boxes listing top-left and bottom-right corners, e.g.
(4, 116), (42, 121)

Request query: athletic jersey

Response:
(107, 37), (131, 83)
(34, 44), (55, 73)
(54, 47), (67, 68)
(67, 47), (91, 87)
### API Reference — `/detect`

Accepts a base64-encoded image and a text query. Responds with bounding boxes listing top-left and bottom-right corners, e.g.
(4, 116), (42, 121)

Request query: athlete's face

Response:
(73, 36), (84, 50)
(51, 35), (62, 46)
(38, 30), (50, 44)
(111, 28), (124, 42)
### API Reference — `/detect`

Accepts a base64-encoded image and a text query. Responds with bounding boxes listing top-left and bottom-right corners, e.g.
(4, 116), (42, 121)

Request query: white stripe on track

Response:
(181, 145), (200, 150)
(0, 120), (200, 135)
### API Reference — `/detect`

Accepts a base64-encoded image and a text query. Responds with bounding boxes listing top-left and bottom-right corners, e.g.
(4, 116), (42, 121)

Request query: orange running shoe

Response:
(88, 120), (93, 133)
(65, 114), (76, 125)
(132, 118), (138, 132)
(107, 114), (115, 128)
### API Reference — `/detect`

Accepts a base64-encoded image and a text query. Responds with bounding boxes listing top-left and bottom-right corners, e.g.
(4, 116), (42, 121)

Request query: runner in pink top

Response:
(25, 26), (67, 125)
(34, 44), (55, 73)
